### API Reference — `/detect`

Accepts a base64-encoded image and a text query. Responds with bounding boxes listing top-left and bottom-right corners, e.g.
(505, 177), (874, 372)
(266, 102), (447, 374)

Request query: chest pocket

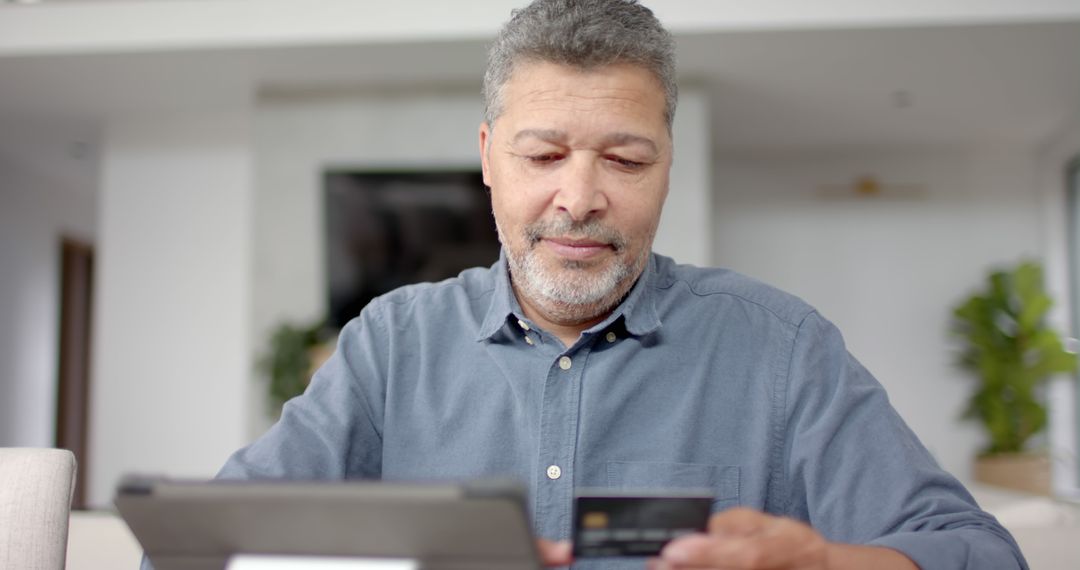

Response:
(606, 460), (740, 512)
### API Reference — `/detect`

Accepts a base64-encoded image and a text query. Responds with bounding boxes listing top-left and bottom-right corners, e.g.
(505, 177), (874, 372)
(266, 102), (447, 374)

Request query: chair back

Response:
(0, 448), (77, 570)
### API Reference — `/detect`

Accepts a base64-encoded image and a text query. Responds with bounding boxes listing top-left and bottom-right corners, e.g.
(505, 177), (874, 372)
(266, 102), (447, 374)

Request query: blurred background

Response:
(1, 0), (1078, 520)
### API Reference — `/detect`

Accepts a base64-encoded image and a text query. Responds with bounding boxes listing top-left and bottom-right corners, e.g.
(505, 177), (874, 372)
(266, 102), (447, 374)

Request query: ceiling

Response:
(0, 19), (1077, 154)
(681, 21), (1080, 151)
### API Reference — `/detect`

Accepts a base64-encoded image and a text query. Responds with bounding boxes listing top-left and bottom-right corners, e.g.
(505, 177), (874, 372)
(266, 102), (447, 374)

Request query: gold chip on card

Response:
(582, 511), (610, 528)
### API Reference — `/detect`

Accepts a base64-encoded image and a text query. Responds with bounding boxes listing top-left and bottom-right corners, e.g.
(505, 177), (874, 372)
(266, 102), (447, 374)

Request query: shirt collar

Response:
(617, 253), (662, 336)
(475, 249), (661, 342)
(476, 249), (519, 341)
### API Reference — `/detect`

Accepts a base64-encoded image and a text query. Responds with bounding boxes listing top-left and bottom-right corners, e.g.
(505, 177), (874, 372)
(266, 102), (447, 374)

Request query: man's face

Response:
(479, 61), (672, 325)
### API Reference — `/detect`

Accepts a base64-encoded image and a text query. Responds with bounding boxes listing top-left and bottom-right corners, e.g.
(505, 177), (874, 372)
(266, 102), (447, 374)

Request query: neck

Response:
(514, 287), (610, 348)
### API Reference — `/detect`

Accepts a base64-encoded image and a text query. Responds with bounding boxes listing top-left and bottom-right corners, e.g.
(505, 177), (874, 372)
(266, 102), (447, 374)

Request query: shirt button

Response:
(546, 465), (562, 480)
(517, 319), (530, 331)
(558, 356), (572, 370)
(605, 331), (617, 343)
(525, 336), (534, 346)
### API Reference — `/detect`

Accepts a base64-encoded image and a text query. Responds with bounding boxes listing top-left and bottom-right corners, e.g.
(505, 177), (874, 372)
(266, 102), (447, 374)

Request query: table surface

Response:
(65, 486), (1080, 570)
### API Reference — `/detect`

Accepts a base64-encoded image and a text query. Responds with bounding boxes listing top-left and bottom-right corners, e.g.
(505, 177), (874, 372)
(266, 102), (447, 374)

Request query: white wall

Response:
(250, 86), (711, 435)
(658, 91), (711, 267)
(0, 123), (97, 447)
(713, 147), (1045, 481)
(88, 110), (253, 507)
(1037, 118), (1080, 497)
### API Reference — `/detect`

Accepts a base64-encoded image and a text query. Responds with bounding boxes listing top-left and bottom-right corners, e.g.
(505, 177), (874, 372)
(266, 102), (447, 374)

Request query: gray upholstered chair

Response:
(0, 448), (78, 570)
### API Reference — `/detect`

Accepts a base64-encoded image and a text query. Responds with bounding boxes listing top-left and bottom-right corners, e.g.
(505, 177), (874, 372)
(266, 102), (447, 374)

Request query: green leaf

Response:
(950, 259), (1073, 455)
(1017, 294), (1052, 331)
(259, 319), (329, 415)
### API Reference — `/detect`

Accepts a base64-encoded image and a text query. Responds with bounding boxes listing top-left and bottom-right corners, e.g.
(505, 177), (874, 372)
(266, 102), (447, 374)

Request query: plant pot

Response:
(973, 453), (1051, 495)
(306, 341), (336, 380)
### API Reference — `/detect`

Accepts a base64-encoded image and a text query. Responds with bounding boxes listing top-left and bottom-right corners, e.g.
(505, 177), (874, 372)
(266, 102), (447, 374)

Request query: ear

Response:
(479, 122), (492, 187)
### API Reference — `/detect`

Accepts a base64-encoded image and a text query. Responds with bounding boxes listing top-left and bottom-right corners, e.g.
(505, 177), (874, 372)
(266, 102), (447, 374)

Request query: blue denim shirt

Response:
(199, 252), (1025, 569)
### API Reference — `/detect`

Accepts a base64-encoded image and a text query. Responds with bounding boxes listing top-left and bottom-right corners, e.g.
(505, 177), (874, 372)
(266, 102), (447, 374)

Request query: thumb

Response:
(659, 533), (723, 566)
(536, 538), (573, 567)
(708, 507), (772, 536)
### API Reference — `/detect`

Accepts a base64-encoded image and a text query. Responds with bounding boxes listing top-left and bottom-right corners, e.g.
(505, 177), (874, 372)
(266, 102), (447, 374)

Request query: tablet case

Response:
(115, 477), (540, 570)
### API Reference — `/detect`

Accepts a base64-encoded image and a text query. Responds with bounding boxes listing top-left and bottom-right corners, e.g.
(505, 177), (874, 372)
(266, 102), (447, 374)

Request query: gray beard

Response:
(498, 216), (649, 326)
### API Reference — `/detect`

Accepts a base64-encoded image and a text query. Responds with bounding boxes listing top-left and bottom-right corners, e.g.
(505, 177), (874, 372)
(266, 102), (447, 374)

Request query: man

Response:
(182, 1), (1026, 569)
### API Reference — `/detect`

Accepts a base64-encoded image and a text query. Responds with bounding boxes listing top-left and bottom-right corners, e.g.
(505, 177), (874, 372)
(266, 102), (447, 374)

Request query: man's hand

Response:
(537, 538), (573, 567)
(646, 508), (917, 570)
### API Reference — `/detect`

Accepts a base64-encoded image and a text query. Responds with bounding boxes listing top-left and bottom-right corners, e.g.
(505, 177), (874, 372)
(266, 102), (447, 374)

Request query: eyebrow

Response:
(511, 129), (659, 155)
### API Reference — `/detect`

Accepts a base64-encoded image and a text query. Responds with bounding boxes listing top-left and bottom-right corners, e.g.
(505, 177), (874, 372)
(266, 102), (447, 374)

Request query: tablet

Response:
(114, 476), (541, 570)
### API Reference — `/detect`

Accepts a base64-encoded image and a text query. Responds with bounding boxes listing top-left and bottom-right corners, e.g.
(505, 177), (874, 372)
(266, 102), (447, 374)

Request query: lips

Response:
(542, 236), (613, 260)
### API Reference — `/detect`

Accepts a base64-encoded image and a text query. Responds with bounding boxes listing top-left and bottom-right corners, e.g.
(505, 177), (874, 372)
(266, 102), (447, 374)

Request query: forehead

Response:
(496, 61), (669, 139)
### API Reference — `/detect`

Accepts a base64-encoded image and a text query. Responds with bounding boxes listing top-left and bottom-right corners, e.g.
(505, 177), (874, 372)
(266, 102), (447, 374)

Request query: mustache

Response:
(523, 216), (627, 252)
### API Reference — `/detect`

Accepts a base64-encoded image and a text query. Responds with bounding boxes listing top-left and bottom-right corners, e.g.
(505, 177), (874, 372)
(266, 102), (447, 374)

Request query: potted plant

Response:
(951, 260), (1076, 494)
(259, 319), (334, 415)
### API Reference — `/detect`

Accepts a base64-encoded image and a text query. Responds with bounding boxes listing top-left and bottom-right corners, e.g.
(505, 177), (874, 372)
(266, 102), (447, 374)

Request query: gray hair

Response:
(482, 0), (677, 131)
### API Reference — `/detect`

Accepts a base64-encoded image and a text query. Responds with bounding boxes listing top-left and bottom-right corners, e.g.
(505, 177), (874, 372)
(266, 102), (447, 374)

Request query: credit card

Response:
(572, 491), (713, 558)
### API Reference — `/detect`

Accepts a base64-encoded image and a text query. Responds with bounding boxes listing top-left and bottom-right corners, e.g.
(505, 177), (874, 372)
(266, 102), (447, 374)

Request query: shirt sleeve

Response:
(780, 311), (1028, 570)
(216, 305), (389, 480)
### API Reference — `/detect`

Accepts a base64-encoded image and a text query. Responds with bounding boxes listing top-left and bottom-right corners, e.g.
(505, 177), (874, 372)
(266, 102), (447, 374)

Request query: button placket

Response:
(534, 345), (589, 541)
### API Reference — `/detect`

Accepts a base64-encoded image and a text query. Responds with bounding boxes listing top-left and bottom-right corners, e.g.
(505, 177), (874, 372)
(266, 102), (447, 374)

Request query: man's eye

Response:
(527, 154), (562, 164)
(608, 156), (645, 169)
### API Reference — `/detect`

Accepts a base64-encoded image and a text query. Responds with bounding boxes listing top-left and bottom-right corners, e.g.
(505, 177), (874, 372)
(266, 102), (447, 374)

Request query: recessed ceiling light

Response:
(67, 141), (91, 161)
(891, 89), (914, 109)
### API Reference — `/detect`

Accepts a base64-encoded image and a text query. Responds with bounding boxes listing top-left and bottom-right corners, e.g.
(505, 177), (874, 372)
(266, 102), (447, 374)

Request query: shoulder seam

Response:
(774, 310), (820, 515)
(654, 278), (812, 328)
(378, 278), (495, 308)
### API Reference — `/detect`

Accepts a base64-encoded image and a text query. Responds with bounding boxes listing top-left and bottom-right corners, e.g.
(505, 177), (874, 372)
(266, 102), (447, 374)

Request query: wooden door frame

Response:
(56, 237), (93, 510)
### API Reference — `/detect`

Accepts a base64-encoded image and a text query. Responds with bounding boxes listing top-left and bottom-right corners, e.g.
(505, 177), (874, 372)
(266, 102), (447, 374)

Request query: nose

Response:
(552, 155), (608, 221)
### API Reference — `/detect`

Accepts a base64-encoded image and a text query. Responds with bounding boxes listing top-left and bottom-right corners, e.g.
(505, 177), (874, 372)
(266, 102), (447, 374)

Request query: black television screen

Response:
(324, 170), (501, 329)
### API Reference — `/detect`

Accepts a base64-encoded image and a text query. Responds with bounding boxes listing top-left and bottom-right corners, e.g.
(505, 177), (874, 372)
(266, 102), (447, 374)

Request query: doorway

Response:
(56, 237), (93, 510)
